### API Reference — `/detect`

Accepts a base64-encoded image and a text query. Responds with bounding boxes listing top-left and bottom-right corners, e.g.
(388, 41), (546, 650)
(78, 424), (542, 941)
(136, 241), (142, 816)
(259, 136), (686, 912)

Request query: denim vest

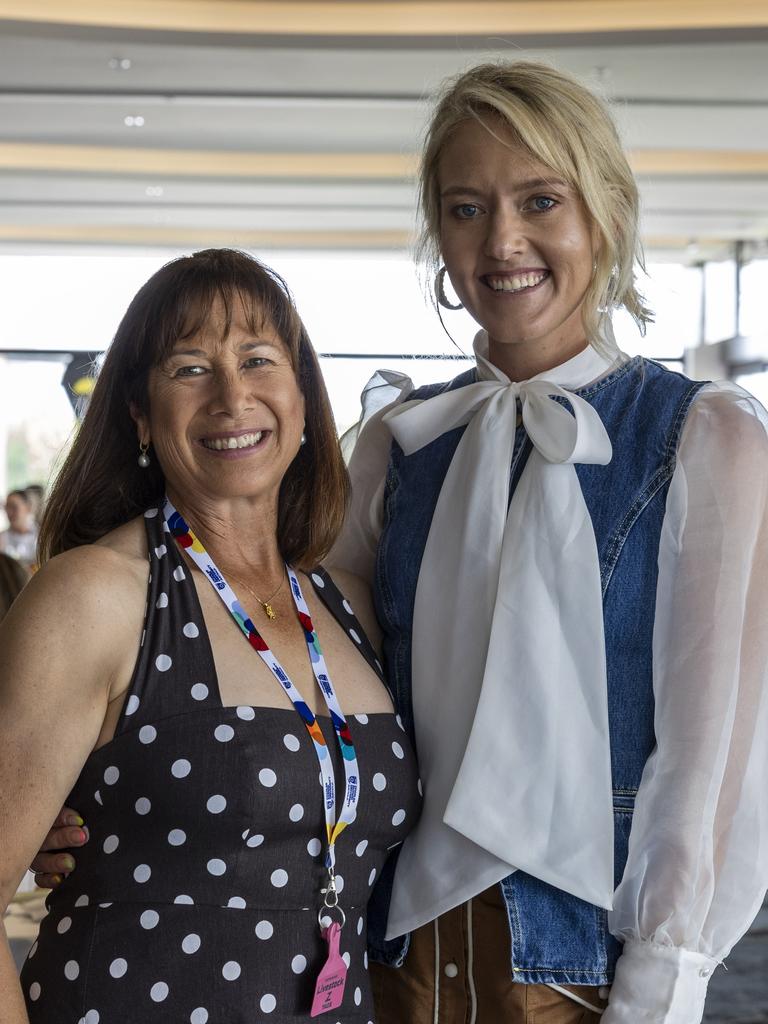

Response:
(367, 356), (707, 985)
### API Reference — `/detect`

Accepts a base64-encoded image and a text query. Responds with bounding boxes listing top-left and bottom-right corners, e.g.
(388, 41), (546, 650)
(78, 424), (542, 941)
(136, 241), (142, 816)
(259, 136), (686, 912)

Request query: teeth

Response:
(202, 431), (263, 451)
(487, 272), (547, 292)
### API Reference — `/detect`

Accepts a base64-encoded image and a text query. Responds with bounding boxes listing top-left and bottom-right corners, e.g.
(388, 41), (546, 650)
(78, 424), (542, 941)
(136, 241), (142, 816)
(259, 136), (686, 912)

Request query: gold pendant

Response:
(264, 603), (277, 621)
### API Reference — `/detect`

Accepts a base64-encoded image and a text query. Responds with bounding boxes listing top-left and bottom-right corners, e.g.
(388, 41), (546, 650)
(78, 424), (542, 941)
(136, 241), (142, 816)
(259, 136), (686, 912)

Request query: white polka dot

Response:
(222, 961), (241, 981)
(140, 910), (159, 929)
(207, 794), (227, 813)
(342, 599), (354, 615)
(135, 797), (151, 815)
(270, 868), (288, 888)
(64, 960), (80, 980)
(368, 868), (377, 886)
(260, 994), (277, 1013)
(154, 545), (167, 559)
(139, 725), (157, 744)
(125, 695), (140, 716)
(291, 954), (307, 974)
(392, 808), (407, 826)
(214, 724), (235, 742)
(103, 835), (119, 854)
(246, 833), (264, 848)
(311, 572), (325, 588)
(99, 902), (112, 908)
(155, 654), (172, 672)
(150, 981), (169, 1002)
(227, 896), (246, 909)
(57, 916), (72, 934)
(357, 916), (364, 936)
(283, 733), (300, 752)
(29, 982), (41, 1001)
(307, 837), (322, 857)
(335, 874), (345, 894)
(84, 1011), (100, 1024)
(173, 566), (186, 582)
(354, 713), (369, 724)
(74, 895), (89, 908)
(168, 829), (186, 846)
(134, 864), (151, 883)
(341, 951), (351, 969)
(320, 914), (332, 930)
(182, 622), (199, 639)
(349, 629), (362, 644)
(182, 933), (201, 954)
(259, 768), (277, 787)
(207, 859), (227, 876)
(190, 1010), (208, 1024)
(144, 508), (158, 518)
(417, 778), (423, 796)
(174, 895), (194, 905)
(288, 803), (304, 822)
(236, 705), (255, 720)
(392, 741), (405, 759)
(104, 766), (119, 785)
(364, 951), (369, 969)
(372, 773), (387, 791)
(190, 683), (208, 701)
(94, 789), (103, 805)
(356, 839), (369, 857)
(156, 592), (168, 609)
(28, 940), (38, 959)
(172, 759), (191, 778)
(255, 920), (273, 940)
(355, 986), (362, 1006)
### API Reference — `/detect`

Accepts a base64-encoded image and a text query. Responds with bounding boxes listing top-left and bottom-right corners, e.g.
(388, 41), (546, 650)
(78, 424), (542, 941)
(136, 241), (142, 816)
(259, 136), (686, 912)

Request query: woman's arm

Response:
(603, 384), (768, 1024)
(0, 546), (138, 1021)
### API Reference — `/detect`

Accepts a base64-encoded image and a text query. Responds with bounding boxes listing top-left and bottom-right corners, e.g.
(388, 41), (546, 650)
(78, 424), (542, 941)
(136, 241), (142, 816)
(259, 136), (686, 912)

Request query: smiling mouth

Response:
(483, 271), (549, 293)
(200, 431), (266, 452)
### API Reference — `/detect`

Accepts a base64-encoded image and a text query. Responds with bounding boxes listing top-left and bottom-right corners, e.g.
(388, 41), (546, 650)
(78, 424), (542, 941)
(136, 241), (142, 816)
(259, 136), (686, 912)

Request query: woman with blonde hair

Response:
(332, 61), (768, 1023)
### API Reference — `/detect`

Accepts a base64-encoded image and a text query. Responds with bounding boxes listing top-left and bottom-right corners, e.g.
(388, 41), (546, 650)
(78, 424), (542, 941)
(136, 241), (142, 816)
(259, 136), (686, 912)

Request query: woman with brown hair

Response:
(0, 248), (420, 1023)
(0, 552), (28, 620)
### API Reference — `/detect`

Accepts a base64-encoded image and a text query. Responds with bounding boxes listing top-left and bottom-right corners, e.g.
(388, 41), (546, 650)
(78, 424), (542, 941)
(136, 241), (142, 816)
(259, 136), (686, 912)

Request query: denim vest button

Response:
(443, 962), (459, 978)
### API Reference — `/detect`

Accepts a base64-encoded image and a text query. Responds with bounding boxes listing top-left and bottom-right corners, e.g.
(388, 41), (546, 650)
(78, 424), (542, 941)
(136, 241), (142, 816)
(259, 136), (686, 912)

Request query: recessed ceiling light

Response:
(124, 115), (145, 127)
(109, 57), (132, 71)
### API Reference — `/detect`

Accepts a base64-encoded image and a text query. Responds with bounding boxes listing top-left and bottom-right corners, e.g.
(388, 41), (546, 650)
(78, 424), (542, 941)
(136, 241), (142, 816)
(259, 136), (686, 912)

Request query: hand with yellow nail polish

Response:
(30, 805), (88, 889)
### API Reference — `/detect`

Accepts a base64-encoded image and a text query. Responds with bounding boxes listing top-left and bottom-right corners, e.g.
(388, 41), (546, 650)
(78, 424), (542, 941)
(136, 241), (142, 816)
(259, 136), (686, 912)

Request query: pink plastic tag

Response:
(310, 921), (347, 1017)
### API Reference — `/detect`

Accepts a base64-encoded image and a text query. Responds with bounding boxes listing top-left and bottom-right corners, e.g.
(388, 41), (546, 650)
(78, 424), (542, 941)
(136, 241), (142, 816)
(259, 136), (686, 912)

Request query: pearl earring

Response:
(138, 442), (150, 468)
(300, 432), (307, 446)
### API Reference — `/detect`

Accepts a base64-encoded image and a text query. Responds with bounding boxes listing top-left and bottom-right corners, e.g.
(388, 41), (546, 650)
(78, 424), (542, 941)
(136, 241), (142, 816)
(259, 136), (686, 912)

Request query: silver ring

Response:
(317, 904), (346, 930)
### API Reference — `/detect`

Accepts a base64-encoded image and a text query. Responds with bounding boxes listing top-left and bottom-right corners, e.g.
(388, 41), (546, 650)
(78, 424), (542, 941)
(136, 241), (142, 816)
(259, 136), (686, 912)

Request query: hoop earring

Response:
(435, 266), (463, 311)
(138, 441), (150, 468)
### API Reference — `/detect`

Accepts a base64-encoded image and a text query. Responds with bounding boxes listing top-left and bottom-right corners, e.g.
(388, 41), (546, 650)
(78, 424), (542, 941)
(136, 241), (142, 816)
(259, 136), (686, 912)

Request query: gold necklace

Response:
(228, 568), (286, 621)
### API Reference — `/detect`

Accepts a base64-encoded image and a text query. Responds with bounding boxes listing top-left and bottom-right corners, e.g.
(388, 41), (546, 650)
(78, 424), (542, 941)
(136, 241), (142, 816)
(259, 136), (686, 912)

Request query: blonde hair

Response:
(417, 61), (653, 352)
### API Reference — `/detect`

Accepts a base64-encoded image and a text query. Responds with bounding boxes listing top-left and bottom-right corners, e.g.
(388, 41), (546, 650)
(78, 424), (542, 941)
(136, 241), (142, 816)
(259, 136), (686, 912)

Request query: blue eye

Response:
(531, 196), (557, 212)
(455, 203), (481, 219)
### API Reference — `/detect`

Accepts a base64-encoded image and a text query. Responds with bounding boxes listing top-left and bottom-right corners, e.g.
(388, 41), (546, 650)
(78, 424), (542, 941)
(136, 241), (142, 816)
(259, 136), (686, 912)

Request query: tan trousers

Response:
(371, 885), (610, 1024)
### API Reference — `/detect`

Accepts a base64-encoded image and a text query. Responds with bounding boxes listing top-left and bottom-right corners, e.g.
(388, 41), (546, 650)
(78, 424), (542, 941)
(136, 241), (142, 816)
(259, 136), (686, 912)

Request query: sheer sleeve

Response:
(328, 371), (414, 584)
(603, 382), (768, 1024)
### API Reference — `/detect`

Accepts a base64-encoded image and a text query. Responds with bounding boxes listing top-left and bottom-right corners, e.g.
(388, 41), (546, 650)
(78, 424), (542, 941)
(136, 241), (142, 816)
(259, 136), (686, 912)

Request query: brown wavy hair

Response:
(39, 249), (349, 569)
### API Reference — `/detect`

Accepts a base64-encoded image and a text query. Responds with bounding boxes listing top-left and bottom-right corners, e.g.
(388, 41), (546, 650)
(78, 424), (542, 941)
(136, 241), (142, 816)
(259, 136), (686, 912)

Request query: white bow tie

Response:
(382, 354), (617, 938)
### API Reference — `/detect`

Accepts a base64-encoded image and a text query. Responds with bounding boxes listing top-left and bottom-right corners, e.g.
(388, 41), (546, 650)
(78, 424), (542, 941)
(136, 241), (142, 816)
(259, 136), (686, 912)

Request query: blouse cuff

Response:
(601, 941), (718, 1024)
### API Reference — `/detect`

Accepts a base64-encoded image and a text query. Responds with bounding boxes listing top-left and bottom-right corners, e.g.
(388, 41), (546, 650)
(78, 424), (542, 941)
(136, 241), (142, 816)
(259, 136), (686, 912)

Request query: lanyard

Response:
(163, 497), (359, 922)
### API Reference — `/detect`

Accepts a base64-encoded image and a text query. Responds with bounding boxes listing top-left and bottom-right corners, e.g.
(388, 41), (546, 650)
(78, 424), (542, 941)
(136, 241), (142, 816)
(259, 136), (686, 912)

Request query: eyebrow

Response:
(440, 178), (571, 198)
(168, 340), (278, 357)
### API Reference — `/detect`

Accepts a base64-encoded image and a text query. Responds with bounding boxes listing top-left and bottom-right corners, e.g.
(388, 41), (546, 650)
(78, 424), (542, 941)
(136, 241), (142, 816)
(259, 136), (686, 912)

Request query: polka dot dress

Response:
(21, 508), (421, 1023)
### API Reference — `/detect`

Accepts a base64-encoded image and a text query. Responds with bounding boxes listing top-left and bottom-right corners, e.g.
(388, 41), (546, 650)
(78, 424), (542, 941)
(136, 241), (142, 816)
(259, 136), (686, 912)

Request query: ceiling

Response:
(1, 1), (767, 262)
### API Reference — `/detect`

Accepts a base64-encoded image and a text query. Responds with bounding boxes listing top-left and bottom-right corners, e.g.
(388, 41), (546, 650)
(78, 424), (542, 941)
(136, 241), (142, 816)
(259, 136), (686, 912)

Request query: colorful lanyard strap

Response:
(163, 497), (359, 927)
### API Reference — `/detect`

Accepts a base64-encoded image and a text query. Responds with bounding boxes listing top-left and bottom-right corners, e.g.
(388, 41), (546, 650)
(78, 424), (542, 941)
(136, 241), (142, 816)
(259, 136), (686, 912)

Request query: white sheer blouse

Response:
(330, 347), (768, 1024)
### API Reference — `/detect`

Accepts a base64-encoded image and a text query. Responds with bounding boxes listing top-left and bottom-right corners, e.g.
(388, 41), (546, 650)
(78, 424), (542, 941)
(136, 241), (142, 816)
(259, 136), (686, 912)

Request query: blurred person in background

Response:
(23, 485), (45, 527)
(0, 490), (38, 567)
(0, 248), (419, 1023)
